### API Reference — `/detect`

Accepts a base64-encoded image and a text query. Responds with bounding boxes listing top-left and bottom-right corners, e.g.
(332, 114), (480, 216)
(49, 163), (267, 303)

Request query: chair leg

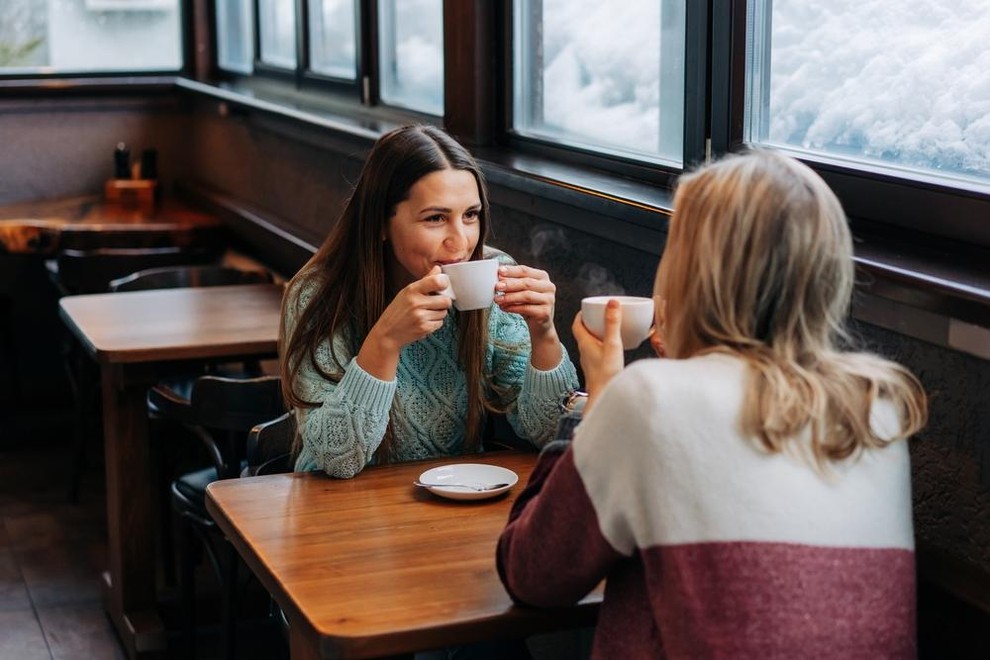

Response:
(65, 346), (88, 504)
(151, 422), (177, 586)
(221, 539), (239, 660)
(178, 514), (198, 658)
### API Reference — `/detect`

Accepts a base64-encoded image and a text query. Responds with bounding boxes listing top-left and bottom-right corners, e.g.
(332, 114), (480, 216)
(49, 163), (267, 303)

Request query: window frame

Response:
(3, 0), (988, 252)
(495, 0), (711, 190)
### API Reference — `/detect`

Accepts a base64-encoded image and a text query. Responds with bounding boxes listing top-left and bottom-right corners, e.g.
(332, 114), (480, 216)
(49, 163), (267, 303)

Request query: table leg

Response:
(289, 620), (322, 660)
(101, 366), (166, 659)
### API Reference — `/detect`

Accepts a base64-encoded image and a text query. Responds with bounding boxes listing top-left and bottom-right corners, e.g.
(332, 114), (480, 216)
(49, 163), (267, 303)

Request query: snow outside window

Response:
(746, 0), (990, 186)
(309, 0), (357, 80)
(512, 0), (685, 168)
(377, 0), (443, 116)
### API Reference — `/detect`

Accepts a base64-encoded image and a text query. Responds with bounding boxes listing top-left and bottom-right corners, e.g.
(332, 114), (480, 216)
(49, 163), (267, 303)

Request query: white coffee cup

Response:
(440, 259), (499, 311)
(581, 296), (655, 350)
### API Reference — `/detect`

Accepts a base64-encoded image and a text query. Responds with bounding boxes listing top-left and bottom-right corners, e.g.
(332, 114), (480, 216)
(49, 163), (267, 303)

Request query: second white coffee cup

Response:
(581, 295), (655, 350)
(440, 259), (499, 311)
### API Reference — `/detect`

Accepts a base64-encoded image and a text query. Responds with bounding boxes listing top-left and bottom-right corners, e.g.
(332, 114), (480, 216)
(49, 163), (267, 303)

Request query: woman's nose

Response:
(444, 221), (468, 248)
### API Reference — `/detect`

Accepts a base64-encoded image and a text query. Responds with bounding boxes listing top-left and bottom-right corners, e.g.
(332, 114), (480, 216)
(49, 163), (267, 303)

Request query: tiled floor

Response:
(0, 413), (284, 660)
(0, 418), (122, 659)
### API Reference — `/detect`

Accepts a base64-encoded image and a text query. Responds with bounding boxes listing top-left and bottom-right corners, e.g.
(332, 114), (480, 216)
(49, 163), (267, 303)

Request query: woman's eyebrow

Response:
(418, 204), (482, 214)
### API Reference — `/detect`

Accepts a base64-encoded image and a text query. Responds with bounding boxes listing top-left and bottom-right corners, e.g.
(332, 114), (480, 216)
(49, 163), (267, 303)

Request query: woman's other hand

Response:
(357, 266), (452, 380)
(495, 264), (562, 370)
(573, 299), (625, 413)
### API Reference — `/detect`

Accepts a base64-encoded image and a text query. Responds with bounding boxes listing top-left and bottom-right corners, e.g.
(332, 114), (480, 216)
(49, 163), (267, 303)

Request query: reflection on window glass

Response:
(378, 0), (443, 115)
(259, 0), (297, 69)
(513, 0), (683, 167)
(216, 0), (253, 74)
(746, 0), (990, 184)
(309, 0), (356, 79)
(0, 0), (182, 72)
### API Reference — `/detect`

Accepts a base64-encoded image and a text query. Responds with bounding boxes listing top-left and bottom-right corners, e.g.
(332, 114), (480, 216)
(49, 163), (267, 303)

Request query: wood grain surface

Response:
(207, 453), (602, 659)
(59, 283), (283, 364)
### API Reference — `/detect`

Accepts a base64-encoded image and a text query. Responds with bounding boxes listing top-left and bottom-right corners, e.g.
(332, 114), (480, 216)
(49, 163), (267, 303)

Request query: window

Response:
(745, 0), (990, 188)
(377, 0), (443, 115)
(512, 0), (685, 168)
(216, 0), (253, 74)
(308, 0), (358, 80)
(0, 0), (182, 72)
(259, 0), (297, 69)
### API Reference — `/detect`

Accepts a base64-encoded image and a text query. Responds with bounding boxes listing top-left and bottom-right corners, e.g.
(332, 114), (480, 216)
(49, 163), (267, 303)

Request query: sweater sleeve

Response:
(285, 278), (397, 478)
(488, 304), (579, 448)
(497, 441), (623, 607)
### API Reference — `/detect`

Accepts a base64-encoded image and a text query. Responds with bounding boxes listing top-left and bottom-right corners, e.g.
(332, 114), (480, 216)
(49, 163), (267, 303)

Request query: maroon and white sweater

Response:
(497, 353), (915, 659)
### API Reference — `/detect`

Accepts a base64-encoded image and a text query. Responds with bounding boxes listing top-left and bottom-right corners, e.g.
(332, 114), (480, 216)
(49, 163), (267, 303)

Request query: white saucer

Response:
(416, 463), (518, 501)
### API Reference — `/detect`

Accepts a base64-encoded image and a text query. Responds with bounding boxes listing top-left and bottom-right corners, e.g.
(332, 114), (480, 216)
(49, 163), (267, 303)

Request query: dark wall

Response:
(0, 95), (190, 205)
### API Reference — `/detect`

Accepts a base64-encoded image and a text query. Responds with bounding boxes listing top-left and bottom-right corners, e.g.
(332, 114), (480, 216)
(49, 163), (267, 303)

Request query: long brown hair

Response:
(280, 125), (494, 462)
(655, 151), (927, 466)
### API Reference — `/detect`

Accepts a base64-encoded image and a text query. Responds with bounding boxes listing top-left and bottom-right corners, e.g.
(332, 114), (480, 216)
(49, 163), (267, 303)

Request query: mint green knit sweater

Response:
(287, 272), (578, 479)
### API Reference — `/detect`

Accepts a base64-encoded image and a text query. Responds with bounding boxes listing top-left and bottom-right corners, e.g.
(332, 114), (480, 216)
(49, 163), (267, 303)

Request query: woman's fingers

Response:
(602, 299), (624, 350)
(573, 302), (625, 398)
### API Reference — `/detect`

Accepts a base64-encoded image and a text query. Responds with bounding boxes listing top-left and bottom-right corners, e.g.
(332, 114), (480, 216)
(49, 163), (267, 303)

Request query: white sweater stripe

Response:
(572, 354), (914, 555)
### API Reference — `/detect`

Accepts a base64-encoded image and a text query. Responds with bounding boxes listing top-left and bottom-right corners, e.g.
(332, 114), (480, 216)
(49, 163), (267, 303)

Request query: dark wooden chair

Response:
(53, 245), (220, 296)
(109, 264), (273, 292)
(242, 410), (296, 478)
(58, 225), (225, 252)
(57, 246), (223, 502)
(240, 411), (296, 653)
(165, 375), (284, 660)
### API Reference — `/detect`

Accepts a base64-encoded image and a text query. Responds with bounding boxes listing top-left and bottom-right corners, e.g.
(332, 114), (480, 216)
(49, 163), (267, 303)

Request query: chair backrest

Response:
(244, 411), (297, 477)
(55, 246), (219, 295)
(188, 375), (285, 479)
(190, 375), (284, 433)
(58, 225), (224, 251)
(109, 264), (273, 292)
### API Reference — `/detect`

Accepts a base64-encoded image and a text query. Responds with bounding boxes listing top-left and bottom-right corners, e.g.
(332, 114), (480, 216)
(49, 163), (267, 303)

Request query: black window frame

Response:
(496, 1), (711, 191)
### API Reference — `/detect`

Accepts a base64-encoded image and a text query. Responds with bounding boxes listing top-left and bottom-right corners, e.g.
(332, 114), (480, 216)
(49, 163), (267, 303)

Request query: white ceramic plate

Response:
(416, 463), (519, 501)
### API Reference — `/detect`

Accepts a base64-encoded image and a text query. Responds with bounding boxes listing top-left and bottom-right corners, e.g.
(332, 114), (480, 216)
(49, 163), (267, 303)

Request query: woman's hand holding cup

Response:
(573, 299), (626, 412)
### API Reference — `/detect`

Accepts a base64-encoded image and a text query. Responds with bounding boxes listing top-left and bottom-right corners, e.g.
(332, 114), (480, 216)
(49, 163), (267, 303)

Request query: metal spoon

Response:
(413, 481), (510, 492)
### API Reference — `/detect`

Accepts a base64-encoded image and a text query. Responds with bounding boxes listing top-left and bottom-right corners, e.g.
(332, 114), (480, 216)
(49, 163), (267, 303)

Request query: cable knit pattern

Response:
(285, 258), (578, 479)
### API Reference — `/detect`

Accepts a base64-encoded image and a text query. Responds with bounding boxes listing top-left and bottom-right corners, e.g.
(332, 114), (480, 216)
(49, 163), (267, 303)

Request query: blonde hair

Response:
(655, 151), (926, 465)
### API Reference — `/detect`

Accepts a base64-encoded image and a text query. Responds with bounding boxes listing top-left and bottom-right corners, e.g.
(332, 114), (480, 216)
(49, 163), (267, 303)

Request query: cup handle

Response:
(437, 273), (455, 300)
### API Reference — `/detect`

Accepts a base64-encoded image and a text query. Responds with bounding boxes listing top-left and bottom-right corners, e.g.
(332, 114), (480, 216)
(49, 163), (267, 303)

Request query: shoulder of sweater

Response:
(483, 245), (517, 265)
(618, 352), (745, 396)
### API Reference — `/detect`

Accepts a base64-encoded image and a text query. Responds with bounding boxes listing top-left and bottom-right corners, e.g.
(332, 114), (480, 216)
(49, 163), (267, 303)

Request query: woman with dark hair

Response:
(280, 125), (577, 478)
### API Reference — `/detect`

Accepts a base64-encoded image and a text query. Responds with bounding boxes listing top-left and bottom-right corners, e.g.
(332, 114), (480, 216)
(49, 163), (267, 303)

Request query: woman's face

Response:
(385, 168), (482, 289)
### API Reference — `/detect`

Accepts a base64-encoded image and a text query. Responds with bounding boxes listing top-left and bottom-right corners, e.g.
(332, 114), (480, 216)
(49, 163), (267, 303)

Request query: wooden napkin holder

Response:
(104, 178), (158, 211)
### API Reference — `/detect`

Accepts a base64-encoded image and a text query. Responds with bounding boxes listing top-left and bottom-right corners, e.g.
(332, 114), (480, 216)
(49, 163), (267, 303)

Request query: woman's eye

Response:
(464, 209), (480, 222)
(425, 214), (445, 223)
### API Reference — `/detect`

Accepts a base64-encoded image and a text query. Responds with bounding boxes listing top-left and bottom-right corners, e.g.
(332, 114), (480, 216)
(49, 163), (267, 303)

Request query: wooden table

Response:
(206, 453), (602, 659)
(0, 194), (223, 254)
(58, 283), (284, 659)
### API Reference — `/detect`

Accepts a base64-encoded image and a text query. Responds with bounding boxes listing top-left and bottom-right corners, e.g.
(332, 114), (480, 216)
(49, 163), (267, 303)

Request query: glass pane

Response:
(0, 0), (182, 73)
(377, 0), (443, 115)
(746, 0), (990, 185)
(259, 0), (297, 69)
(216, 0), (254, 74)
(513, 0), (684, 167)
(309, 0), (357, 79)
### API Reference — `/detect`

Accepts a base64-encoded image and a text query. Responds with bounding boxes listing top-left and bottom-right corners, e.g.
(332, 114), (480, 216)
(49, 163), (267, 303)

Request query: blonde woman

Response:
(498, 151), (927, 658)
